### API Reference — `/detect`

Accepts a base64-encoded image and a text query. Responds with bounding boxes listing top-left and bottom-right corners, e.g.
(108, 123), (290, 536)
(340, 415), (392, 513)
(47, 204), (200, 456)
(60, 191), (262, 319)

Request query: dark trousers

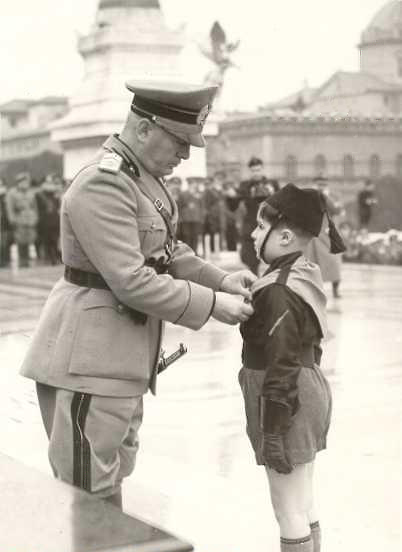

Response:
(18, 243), (30, 267)
(225, 221), (238, 251)
(42, 236), (60, 265)
(0, 230), (12, 267)
(203, 220), (220, 253)
(180, 222), (200, 253)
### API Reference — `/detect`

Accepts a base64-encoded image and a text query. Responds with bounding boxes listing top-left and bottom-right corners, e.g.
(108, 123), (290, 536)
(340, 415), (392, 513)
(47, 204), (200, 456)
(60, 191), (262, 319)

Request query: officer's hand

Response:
(220, 270), (257, 302)
(259, 433), (293, 474)
(212, 292), (254, 325)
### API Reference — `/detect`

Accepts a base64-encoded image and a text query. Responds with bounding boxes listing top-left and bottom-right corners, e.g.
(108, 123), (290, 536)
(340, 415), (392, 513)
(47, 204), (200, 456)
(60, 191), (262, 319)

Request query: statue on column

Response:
(199, 21), (240, 96)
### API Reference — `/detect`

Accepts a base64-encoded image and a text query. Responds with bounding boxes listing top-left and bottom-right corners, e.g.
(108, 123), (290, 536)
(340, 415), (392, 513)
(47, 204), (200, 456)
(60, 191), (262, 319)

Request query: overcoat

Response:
(21, 135), (227, 397)
(306, 193), (343, 282)
(5, 187), (38, 245)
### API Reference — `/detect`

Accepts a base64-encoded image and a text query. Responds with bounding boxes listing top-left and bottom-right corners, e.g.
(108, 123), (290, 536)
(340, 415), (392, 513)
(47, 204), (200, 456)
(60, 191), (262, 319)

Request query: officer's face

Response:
(144, 124), (191, 178)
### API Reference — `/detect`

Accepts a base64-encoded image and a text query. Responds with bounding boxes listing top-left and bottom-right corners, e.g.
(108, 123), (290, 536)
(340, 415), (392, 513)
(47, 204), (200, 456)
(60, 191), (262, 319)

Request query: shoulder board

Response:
(98, 152), (123, 174)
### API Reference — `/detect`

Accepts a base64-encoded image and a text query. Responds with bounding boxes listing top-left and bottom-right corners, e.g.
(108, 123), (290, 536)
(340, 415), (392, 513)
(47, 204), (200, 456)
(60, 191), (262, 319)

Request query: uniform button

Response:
(117, 304), (125, 314)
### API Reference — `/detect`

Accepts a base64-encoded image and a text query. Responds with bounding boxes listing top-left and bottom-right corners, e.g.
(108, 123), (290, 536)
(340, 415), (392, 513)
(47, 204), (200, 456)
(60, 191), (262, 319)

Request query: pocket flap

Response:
(83, 289), (120, 310)
(137, 215), (165, 232)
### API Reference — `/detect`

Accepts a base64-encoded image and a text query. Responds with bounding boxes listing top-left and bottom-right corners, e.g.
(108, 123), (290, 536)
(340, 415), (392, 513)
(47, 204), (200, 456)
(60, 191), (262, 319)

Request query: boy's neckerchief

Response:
(251, 254), (328, 338)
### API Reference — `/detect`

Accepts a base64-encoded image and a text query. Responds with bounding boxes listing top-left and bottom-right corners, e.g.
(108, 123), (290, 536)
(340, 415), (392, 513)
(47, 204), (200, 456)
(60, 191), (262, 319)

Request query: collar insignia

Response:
(99, 152), (123, 174)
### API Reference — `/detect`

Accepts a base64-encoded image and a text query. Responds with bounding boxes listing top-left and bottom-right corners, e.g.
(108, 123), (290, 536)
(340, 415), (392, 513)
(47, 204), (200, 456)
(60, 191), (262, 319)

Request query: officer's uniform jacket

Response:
(21, 135), (227, 397)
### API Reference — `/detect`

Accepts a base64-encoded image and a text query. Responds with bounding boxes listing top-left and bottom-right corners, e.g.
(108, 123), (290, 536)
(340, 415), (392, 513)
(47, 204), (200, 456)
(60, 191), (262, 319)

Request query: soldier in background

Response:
(238, 156), (278, 274)
(203, 174), (224, 254)
(6, 172), (38, 268)
(306, 176), (345, 298)
(177, 177), (205, 253)
(36, 176), (61, 265)
(0, 179), (12, 268)
(357, 179), (378, 230)
(222, 179), (240, 251)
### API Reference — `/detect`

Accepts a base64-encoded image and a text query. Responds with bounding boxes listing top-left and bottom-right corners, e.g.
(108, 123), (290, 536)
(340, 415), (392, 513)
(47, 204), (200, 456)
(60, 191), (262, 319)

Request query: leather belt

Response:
(64, 265), (109, 290)
(64, 265), (148, 325)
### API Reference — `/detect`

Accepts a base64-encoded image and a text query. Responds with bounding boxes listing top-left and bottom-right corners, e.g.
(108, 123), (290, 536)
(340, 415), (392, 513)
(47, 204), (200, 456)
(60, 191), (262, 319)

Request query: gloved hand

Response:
(259, 433), (293, 474)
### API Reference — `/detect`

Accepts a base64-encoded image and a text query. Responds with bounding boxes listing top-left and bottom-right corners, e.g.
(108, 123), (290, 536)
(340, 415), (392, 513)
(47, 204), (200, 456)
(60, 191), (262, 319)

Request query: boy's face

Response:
(252, 211), (300, 263)
(251, 213), (280, 263)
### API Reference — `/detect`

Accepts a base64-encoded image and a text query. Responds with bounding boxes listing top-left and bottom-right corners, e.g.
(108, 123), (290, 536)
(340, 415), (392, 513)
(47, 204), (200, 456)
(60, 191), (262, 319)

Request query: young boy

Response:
(239, 183), (345, 552)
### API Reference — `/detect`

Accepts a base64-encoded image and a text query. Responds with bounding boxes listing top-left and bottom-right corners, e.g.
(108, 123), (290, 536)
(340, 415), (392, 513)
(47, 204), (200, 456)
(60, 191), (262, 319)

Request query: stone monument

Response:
(51, 0), (185, 179)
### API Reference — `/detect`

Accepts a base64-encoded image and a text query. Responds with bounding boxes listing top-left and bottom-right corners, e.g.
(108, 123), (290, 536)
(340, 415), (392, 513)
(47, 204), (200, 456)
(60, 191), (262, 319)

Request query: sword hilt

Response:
(158, 343), (188, 373)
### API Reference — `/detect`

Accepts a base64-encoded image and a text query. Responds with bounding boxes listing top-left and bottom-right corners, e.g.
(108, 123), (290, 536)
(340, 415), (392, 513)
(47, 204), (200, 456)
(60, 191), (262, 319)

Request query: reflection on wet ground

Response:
(0, 263), (401, 551)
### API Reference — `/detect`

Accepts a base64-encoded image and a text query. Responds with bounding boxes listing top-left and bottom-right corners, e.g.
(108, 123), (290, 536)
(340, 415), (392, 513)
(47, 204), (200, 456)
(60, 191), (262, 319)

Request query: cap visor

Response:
(188, 133), (205, 147)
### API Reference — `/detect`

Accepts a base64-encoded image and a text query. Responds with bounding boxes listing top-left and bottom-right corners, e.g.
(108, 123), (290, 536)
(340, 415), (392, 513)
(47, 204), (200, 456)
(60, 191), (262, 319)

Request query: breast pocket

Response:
(137, 215), (166, 257)
(68, 289), (150, 381)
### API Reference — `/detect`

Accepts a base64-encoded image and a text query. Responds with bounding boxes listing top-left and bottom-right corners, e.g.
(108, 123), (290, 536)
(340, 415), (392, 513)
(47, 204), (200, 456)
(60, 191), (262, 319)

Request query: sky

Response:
(0, 0), (392, 111)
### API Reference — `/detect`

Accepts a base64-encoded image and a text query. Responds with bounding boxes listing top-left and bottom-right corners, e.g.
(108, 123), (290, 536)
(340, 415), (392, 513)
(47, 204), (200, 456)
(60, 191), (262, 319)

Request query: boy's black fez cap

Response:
(265, 183), (346, 254)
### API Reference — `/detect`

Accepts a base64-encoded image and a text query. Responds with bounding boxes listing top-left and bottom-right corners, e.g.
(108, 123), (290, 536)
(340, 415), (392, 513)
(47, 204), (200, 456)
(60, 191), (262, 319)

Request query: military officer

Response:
(20, 80), (255, 508)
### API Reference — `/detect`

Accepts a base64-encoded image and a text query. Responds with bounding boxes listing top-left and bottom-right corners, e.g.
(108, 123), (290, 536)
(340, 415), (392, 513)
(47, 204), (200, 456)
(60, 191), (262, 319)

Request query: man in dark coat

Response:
(238, 156), (278, 274)
(36, 177), (61, 265)
(177, 177), (205, 253)
(357, 179), (378, 229)
(0, 179), (12, 267)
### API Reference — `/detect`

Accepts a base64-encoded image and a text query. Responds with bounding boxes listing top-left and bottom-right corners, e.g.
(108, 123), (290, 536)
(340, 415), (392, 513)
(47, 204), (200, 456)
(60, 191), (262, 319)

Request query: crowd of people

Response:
(166, 157), (280, 268)
(0, 172), (67, 268)
(0, 160), (385, 280)
(167, 159), (353, 299)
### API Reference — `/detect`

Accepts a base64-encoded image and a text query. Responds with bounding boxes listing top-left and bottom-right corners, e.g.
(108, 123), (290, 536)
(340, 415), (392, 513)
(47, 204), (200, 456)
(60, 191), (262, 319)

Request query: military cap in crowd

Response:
(265, 183), (346, 254)
(248, 156), (263, 168)
(15, 172), (30, 184)
(126, 80), (218, 147)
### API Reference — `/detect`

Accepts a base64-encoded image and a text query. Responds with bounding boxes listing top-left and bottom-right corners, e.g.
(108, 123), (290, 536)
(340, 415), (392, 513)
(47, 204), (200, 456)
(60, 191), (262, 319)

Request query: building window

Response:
(396, 154), (402, 178)
(314, 154), (327, 177)
(369, 154), (381, 179)
(285, 155), (298, 181)
(343, 155), (355, 179)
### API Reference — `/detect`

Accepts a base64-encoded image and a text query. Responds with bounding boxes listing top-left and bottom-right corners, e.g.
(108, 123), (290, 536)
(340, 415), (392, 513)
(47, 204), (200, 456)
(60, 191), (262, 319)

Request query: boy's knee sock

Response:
(280, 535), (313, 552)
(309, 521), (321, 552)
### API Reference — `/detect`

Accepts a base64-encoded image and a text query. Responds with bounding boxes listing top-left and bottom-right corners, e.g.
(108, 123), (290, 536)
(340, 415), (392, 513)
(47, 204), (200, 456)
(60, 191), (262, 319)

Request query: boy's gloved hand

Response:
(260, 433), (293, 474)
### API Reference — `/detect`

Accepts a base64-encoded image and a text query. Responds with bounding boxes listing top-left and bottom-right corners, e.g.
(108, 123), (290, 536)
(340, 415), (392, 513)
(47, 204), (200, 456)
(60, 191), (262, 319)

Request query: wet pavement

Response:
(0, 257), (400, 551)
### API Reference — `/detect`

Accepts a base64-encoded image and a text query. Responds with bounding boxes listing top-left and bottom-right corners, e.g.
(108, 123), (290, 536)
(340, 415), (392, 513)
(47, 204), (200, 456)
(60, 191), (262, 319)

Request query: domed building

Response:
(306, 0), (402, 116)
(360, 0), (402, 84)
(211, 0), (402, 220)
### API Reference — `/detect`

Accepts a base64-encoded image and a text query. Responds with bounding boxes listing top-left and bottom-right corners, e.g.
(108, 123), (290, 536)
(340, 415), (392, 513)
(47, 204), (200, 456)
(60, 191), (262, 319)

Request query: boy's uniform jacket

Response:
(240, 252), (331, 461)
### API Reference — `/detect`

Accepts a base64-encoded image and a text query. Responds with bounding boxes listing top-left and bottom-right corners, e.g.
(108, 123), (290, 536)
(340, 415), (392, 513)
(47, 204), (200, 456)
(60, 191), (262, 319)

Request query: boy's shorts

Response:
(238, 364), (332, 465)
(36, 383), (143, 498)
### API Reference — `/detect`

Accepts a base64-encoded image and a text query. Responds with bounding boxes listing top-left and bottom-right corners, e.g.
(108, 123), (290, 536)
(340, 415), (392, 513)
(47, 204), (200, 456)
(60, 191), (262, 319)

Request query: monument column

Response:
(51, 0), (184, 179)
